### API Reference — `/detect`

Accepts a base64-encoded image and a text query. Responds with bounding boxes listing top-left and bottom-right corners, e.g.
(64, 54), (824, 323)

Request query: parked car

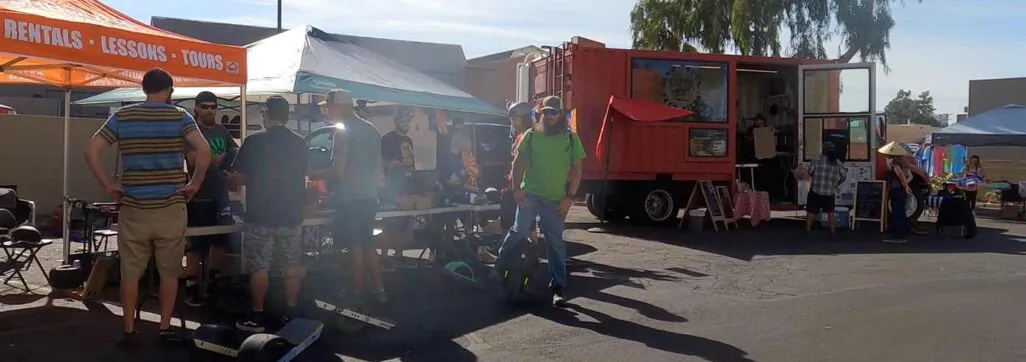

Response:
(0, 104), (16, 115)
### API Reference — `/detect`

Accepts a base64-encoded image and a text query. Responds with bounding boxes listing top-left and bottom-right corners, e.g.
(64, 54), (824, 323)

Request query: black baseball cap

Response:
(539, 96), (563, 112)
(265, 95), (290, 121)
(195, 91), (218, 105)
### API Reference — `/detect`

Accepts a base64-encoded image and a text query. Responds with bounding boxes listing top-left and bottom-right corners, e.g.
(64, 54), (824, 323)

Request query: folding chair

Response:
(0, 234), (54, 291)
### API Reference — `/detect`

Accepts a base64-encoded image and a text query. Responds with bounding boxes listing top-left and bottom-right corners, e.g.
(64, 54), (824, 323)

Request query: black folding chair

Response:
(0, 234), (53, 291)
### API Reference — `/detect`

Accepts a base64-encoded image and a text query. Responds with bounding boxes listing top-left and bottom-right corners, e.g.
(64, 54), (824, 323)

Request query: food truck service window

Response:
(630, 59), (728, 123)
(689, 128), (728, 157)
(803, 117), (870, 162)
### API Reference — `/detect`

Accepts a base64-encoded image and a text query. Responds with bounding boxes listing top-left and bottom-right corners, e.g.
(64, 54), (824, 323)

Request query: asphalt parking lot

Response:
(3, 207), (1025, 362)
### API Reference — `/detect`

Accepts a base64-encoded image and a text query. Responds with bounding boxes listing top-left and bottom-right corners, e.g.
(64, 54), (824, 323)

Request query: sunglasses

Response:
(542, 109), (561, 116)
(197, 104), (218, 110)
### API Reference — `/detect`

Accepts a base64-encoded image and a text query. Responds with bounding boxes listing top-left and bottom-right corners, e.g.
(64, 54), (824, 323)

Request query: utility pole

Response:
(276, 0), (283, 33)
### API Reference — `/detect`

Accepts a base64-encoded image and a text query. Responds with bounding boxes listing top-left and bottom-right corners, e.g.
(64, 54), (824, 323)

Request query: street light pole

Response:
(276, 0), (282, 33)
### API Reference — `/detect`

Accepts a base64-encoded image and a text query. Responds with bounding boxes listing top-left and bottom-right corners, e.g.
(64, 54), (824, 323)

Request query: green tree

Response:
(629, 0), (922, 71)
(884, 89), (940, 126)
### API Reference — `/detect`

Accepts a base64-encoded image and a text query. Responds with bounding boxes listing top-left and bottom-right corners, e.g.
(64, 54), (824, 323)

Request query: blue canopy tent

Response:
(75, 25), (502, 116)
(930, 104), (1026, 146)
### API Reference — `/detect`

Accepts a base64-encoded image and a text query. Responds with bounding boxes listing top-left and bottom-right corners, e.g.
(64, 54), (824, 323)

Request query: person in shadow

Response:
(536, 304), (752, 362)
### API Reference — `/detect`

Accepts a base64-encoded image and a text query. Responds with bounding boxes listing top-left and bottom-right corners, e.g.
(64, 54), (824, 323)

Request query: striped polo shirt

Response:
(96, 103), (198, 209)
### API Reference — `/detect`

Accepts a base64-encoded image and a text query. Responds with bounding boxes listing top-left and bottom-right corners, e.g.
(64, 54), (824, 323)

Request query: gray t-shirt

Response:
(333, 117), (382, 201)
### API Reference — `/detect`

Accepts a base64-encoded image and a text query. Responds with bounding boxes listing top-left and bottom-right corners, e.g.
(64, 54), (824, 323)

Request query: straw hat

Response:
(878, 141), (909, 156)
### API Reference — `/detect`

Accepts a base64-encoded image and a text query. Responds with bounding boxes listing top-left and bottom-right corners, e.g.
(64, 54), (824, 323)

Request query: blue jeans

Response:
(496, 194), (567, 289)
(889, 186), (909, 238)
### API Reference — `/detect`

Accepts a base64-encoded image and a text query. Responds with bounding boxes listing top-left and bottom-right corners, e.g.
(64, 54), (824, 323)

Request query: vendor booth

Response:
(930, 104), (1026, 147)
(0, 0), (249, 260)
(929, 104), (1026, 220)
(75, 25), (504, 171)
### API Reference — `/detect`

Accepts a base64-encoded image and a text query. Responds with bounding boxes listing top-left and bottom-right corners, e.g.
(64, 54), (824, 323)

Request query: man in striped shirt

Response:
(84, 68), (211, 347)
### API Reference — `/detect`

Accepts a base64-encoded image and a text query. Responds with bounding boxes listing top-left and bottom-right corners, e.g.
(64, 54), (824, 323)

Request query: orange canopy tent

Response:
(0, 0), (248, 257)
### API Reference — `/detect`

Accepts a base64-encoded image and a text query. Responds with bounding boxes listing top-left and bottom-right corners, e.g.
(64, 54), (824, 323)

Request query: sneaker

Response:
(236, 318), (266, 333)
(551, 287), (568, 307)
(117, 331), (140, 349)
(217, 211), (235, 226)
(158, 329), (188, 344)
(184, 284), (204, 307)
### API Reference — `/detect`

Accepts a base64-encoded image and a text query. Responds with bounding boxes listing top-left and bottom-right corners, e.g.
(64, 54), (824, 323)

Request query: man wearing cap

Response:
(229, 96), (309, 332)
(496, 95), (585, 307)
(501, 101), (537, 234)
(183, 90), (237, 307)
(320, 89), (387, 303)
(379, 107), (416, 269)
(805, 141), (846, 237)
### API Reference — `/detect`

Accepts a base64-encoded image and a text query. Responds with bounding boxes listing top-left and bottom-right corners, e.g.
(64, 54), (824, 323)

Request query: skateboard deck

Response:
(275, 318), (323, 361)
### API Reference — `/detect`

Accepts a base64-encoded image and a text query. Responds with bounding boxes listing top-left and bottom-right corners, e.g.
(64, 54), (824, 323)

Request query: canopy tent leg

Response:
(61, 88), (71, 263)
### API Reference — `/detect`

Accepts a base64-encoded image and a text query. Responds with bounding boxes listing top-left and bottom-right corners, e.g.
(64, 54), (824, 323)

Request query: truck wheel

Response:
(908, 183), (930, 222)
(586, 193), (624, 222)
(629, 186), (676, 225)
(887, 183), (929, 221)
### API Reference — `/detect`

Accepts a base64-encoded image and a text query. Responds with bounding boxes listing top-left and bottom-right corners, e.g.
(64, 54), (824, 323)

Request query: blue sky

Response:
(106, 0), (1025, 117)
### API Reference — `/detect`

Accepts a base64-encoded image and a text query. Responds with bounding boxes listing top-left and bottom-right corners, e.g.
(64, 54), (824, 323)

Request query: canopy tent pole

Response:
(60, 80), (71, 262)
(239, 86), (247, 209)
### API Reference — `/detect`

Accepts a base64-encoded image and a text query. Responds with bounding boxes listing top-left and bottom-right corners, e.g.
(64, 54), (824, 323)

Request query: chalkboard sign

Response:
(700, 181), (723, 219)
(852, 180), (887, 232)
(716, 186), (734, 220)
(678, 180), (727, 231)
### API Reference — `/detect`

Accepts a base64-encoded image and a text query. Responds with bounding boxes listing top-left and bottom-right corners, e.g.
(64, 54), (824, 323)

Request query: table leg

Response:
(749, 168), (757, 191)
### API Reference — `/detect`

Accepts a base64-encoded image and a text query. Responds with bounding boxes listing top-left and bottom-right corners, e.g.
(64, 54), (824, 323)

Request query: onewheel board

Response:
(314, 299), (396, 331)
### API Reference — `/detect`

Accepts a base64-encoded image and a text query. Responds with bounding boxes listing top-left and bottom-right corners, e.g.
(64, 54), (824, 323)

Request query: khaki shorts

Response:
(118, 204), (187, 281)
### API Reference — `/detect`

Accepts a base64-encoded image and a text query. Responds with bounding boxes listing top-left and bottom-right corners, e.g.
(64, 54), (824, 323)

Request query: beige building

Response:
(968, 77), (1026, 116)
(0, 116), (117, 218)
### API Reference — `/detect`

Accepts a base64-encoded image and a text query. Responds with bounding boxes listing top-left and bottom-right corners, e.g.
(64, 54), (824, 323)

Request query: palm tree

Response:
(629, 0), (921, 71)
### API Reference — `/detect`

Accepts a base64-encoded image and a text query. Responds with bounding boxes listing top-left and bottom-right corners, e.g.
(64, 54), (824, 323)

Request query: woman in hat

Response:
(880, 141), (912, 243)
(962, 155), (984, 210)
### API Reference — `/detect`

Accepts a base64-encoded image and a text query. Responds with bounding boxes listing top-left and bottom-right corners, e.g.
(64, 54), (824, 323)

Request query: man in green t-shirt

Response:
(496, 95), (586, 307)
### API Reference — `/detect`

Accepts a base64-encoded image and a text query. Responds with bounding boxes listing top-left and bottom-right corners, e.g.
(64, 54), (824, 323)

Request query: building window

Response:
(803, 117), (870, 161)
(630, 59), (728, 122)
(690, 128), (728, 157)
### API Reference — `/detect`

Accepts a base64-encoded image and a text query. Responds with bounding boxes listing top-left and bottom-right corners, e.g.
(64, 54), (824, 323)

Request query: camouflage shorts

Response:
(243, 224), (302, 273)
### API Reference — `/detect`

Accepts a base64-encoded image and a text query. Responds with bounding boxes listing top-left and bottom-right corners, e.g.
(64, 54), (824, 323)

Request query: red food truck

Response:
(524, 37), (928, 225)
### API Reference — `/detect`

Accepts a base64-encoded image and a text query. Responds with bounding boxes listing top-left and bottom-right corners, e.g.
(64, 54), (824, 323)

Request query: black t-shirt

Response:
(381, 131), (415, 169)
(232, 126), (309, 227)
(188, 123), (238, 201)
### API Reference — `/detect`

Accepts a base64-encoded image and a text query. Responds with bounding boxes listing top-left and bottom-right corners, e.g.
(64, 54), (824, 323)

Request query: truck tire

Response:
(586, 193), (624, 222)
(628, 185), (677, 225)
(908, 182), (930, 222)
(887, 182), (929, 222)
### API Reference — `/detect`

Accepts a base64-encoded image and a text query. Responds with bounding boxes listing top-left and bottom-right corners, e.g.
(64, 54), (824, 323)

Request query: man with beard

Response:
(183, 91), (237, 307)
(495, 96), (585, 307)
(379, 109), (415, 269)
(321, 89), (387, 303)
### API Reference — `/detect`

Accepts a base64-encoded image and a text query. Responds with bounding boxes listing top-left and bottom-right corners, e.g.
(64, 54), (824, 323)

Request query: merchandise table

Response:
(184, 204), (501, 237)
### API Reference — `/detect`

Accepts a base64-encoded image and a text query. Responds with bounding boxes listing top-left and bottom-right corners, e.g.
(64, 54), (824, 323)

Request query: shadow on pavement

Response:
(569, 214), (1026, 261)
(535, 303), (751, 362)
(0, 239), (670, 361)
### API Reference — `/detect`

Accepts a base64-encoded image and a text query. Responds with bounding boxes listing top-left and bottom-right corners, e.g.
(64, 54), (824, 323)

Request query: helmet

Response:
(507, 102), (532, 118)
(484, 187), (501, 203)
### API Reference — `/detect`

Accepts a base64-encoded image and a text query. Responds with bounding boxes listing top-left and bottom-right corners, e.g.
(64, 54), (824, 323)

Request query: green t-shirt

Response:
(517, 130), (587, 202)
